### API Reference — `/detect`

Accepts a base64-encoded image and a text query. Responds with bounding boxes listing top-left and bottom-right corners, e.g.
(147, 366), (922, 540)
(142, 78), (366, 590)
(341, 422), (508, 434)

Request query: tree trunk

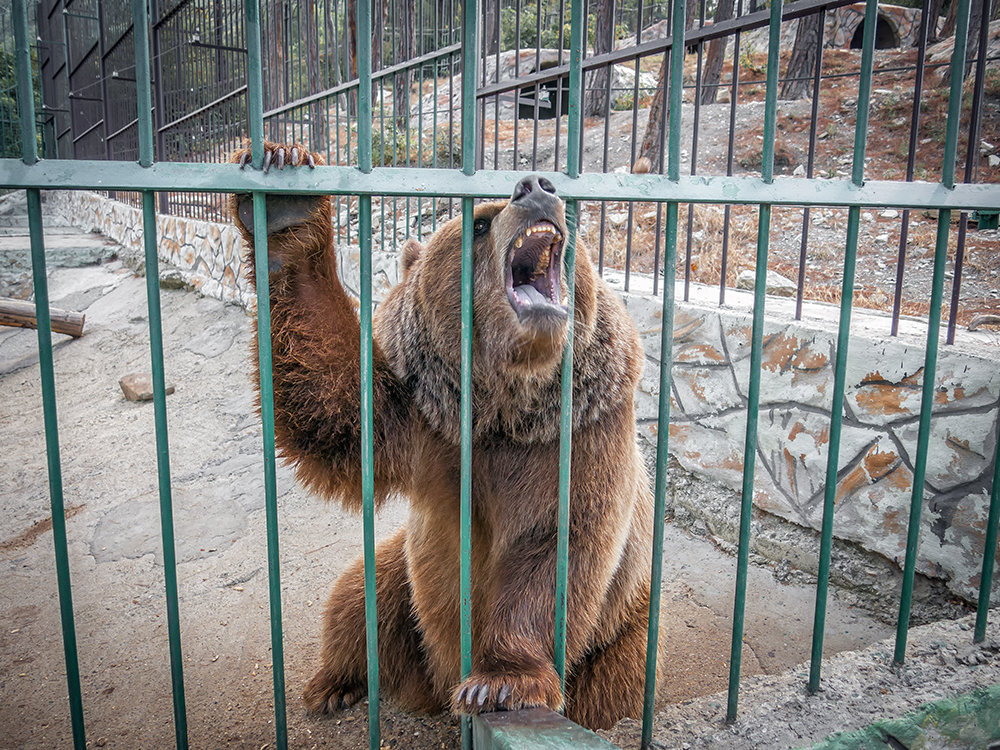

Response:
(638, 0), (696, 170)
(939, 0), (987, 84)
(585, 0), (616, 116)
(940, 0), (959, 38)
(483, 0), (498, 56)
(700, 0), (734, 105)
(779, 12), (821, 100)
(395, 0), (416, 127)
(925, 0), (944, 43)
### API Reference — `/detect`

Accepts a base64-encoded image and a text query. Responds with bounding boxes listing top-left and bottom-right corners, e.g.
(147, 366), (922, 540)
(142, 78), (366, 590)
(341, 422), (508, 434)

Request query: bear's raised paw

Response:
(231, 141), (319, 172)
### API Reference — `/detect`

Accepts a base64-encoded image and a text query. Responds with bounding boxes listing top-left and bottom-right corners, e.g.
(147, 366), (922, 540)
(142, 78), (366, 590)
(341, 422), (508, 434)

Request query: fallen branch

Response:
(0, 297), (86, 338)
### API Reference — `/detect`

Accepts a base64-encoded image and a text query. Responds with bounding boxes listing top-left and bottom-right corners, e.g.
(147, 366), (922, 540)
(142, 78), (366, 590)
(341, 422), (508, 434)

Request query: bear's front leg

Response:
(228, 141), (415, 512)
(450, 532), (570, 716)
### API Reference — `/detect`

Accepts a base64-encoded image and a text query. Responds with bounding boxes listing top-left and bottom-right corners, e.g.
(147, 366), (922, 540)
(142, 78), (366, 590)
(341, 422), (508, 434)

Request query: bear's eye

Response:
(473, 218), (491, 237)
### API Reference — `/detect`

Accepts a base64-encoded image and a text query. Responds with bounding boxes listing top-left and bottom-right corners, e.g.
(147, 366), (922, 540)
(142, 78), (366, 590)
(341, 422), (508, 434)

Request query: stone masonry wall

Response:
(46, 191), (254, 308)
(608, 271), (1000, 605)
(43, 189), (1000, 603)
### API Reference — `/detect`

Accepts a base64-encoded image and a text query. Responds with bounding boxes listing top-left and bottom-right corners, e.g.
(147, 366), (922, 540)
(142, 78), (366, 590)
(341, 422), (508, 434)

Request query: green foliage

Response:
(739, 39), (766, 77)
(611, 90), (651, 111)
(0, 47), (43, 158)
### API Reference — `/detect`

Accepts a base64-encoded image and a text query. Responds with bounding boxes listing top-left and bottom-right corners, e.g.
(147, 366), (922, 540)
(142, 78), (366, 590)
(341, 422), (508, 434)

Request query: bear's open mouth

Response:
(505, 221), (565, 319)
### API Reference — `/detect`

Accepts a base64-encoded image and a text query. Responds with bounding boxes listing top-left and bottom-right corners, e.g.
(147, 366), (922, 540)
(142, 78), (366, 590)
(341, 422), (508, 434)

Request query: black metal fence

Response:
(23, 0), (1000, 336)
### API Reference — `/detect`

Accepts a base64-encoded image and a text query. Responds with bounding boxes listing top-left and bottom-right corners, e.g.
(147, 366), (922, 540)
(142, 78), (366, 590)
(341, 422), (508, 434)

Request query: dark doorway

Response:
(516, 73), (571, 119)
(850, 14), (901, 49)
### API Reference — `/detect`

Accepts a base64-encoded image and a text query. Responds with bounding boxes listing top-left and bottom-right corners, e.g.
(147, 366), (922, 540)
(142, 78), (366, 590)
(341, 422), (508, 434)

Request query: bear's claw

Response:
(452, 667), (562, 716)
(234, 143), (317, 173)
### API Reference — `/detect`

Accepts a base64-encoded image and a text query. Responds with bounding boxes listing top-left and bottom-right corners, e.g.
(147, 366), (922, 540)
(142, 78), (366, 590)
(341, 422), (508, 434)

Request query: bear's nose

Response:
(510, 175), (558, 212)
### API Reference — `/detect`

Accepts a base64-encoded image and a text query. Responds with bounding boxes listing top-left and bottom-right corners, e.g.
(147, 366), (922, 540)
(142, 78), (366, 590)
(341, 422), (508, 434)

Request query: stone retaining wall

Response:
(46, 190), (254, 308)
(609, 271), (1000, 604)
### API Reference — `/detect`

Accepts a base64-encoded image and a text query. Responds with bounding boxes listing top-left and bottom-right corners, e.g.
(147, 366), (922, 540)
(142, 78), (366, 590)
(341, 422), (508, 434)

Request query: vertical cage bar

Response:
(132, 0), (189, 744)
(641, 0), (686, 745)
(29, 186), (89, 750)
(946, 6), (990, 345)
(460, 197), (475, 750)
(246, 0), (288, 746)
(554, 199), (576, 690)
(16, 1), (86, 746)
(974, 420), (1000, 643)
(359, 196), (379, 750)
(460, 0), (478, 746)
(727, 0), (782, 722)
(894, 0), (970, 664)
(356, 0), (379, 746)
(807, 0), (877, 695)
(555, 0), (585, 691)
(890, 0), (932, 337)
(794, 7), (825, 322)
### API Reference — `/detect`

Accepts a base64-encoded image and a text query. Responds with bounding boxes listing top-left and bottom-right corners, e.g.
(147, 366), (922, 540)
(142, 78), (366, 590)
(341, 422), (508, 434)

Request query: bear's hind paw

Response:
(303, 671), (367, 715)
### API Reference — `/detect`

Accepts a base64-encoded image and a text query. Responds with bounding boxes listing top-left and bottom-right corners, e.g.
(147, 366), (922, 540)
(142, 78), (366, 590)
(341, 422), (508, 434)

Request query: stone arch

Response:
(849, 12), (902, 49)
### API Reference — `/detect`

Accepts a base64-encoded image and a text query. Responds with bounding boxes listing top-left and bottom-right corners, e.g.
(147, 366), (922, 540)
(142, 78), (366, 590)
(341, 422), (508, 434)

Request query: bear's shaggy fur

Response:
(229, 142), (656, 730)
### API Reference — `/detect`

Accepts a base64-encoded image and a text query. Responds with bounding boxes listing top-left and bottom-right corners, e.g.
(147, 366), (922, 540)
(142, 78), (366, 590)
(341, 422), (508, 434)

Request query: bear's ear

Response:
(401, 238), (424, 278)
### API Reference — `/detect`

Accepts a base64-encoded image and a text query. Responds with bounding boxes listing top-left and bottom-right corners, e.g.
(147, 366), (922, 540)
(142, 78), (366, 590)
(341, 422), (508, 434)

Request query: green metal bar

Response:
(894, 0), (970, 664)
(759, 0), (782, 185)
(554, 0), (584, 698)
(356, 0), (378, 748)
(246, 1), (287, 746)
(359, 195), (379, 750)
(132, 1), (188, 742)
(728, 0), (782, 721)
(641, 201), (677, 750)
(554, 199), (577, 691)
(940, 0), (971, 191)
(13, 0), (35, 164)
(16, 2), (85, 746)
(28, 188), (87, 750)
(460, 197), (474, 750)
(141, 190), (188, 749)
(727, 202), (770, 722)
(642, 0), (686, 745)
(2, 160), (999, 209)
(252, 191), (288, 750)
(564, 0), (584, 179)
(245, 0), (264, 169)
(893, 210), (951, 663)
(461, 0), (477, 176)
(460, 0), (477, 744)
(975, 425), (1000, 643)
(808, 0), (877, 695)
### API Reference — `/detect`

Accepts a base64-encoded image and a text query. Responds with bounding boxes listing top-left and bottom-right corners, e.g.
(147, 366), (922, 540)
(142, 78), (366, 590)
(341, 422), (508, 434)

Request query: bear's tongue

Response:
(513, 284), (548, 306)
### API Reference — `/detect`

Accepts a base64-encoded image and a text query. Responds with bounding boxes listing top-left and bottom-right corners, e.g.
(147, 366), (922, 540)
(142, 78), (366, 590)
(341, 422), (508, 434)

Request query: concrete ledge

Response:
(472, 708), (619, 749)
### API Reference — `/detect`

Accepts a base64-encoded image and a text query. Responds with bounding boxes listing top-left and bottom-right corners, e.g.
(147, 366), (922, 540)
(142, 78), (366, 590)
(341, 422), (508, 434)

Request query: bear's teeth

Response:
(532, 246), (551, 279)
(515, 237), (523, 249)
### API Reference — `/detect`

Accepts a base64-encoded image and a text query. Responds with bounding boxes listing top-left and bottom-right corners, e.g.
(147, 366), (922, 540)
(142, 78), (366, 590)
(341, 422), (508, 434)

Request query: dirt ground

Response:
(0, 198), (903, 749)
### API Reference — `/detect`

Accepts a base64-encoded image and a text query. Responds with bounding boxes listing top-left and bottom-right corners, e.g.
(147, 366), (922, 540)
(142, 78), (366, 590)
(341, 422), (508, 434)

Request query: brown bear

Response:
(229, 142), (656, 730)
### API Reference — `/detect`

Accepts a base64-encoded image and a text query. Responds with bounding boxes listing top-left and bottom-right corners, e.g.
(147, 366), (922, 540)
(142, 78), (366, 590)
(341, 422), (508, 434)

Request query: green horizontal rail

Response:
(2, 160), (998, 209)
